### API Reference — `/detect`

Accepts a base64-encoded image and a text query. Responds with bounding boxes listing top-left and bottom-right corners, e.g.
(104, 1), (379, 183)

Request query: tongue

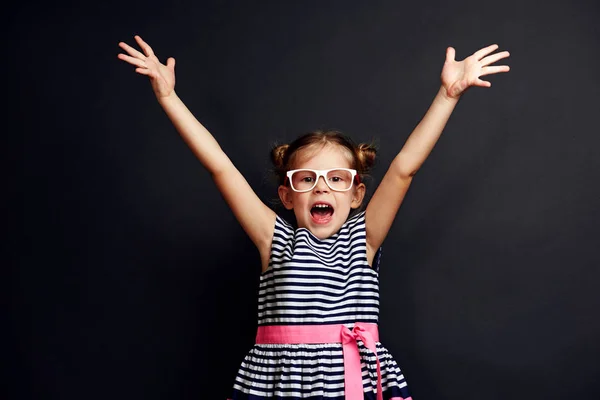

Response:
(311, 208), (333, 224)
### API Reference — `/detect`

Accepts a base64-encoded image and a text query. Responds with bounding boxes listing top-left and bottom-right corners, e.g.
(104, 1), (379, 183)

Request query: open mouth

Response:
(310, 202), (334, 224)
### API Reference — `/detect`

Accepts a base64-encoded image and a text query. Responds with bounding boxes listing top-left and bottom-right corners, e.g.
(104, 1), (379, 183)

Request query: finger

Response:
(166, 57), (176, 71)
(135, 68), (152, 76)
(118, 53), (147, 68)
(481, 65), (510, 75)
(446, 47), (456, 62)
(135, 35), (155, 58)
(475, 78), (492, 88)
(473, 44), (499, 60)
(480, 51), (510, 66)
(118, 41), (146, 60)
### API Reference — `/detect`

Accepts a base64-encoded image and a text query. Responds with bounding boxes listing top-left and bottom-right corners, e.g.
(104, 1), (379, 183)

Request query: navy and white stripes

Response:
(230, 212), (411, 400)
(258, 212), (379, 326)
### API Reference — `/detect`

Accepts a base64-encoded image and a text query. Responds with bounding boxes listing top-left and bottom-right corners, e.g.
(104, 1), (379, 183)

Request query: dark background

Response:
(7, 0), (600, 399)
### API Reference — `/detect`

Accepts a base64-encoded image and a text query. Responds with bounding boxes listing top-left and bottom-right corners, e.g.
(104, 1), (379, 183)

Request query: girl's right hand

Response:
(118, 35), (176, 98)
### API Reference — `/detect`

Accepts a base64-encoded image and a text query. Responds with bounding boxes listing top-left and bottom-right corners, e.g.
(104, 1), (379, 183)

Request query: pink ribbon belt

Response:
(255, 322), (383, 400)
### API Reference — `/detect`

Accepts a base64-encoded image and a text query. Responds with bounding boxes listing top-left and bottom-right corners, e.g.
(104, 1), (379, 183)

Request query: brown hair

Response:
(270, 130), (377, 186)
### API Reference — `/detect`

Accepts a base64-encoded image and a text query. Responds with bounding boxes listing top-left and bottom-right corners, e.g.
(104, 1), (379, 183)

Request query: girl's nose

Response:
(313, 176), (329, 192)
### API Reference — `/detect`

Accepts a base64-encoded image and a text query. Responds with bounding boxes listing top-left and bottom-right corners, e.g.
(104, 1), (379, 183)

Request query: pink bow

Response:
(341, 323), (383, 400)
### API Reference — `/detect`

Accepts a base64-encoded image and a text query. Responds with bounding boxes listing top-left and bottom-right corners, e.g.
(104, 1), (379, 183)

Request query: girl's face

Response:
(278, 144), (366, 239)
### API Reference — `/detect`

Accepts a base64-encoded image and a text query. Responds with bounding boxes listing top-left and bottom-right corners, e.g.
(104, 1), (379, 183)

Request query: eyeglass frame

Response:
(284, 168), (360, 193)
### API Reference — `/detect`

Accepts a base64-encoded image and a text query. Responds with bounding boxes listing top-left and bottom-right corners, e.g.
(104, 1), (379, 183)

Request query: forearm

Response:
(392, 85), (459, 177)
(158, 92), (233, 175)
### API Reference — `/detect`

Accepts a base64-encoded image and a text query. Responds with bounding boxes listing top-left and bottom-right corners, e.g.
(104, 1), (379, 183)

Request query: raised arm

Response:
(365, 44), (510, 255)
(118, 36), (276, 263)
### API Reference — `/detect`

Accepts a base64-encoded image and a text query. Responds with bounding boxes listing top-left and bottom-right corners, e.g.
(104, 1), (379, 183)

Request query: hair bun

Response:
(357, 142), (377, 172)
(270, 143), (290, 171)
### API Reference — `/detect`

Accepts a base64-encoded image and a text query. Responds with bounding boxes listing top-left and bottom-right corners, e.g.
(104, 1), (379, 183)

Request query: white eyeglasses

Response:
(285, 168), (359, 192)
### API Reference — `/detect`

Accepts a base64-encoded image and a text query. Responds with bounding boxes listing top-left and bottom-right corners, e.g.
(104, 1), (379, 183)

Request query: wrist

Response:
(437, 85), (459, 104)
(157, 90), (179, 105)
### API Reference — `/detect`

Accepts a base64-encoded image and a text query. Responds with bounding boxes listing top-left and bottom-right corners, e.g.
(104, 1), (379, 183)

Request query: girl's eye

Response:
(301, 177), (314, 182)
(330, 176), (344, 182)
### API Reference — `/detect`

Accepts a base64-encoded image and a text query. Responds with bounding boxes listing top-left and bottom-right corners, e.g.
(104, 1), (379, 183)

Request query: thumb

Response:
(166, 57), (176, 71)
(446, 47), (455, 62)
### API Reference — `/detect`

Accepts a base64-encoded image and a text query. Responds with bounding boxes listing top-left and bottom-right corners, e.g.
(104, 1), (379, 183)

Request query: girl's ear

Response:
(278, 185), (294, 210)
(351, 183), (366, 209)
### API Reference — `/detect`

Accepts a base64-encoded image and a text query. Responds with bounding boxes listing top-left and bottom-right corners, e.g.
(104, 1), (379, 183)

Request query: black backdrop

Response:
(8, 0), (600, 399)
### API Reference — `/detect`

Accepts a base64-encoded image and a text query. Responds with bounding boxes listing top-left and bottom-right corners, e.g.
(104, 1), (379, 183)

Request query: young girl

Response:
(118, 35), (509, 400)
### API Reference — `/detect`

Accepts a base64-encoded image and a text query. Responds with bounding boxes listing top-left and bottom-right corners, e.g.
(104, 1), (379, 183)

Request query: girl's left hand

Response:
(441, 44), (510, 98)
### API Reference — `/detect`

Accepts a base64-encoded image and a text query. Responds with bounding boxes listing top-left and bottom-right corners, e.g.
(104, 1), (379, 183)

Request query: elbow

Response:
(405, 168), (418, 178)
(392, 154), (421, 180)
(393, 161), (418, 180)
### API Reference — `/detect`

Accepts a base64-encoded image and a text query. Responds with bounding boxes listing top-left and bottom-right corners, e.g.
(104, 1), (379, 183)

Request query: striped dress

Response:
(229, 211), (412, 400)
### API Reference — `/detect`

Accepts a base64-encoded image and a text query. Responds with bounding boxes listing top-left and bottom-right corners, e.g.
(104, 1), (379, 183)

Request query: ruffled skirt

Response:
(229, 341), (412, 400)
